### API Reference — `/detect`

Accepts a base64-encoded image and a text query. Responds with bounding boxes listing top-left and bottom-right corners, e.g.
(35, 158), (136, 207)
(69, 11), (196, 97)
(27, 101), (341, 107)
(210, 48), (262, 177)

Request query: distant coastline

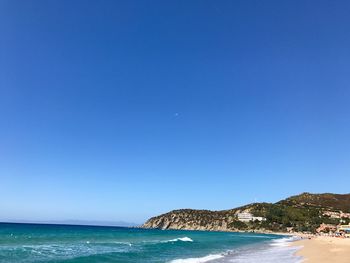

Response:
(0, 220), (138, 228)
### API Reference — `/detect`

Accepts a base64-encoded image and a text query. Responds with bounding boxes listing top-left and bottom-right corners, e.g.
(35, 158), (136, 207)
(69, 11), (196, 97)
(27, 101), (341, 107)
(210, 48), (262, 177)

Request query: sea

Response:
(0, 223), (303, 263)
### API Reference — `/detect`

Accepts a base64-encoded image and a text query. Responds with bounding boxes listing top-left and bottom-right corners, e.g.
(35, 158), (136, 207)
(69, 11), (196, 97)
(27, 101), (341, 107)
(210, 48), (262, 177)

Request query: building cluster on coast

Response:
(236, 211), (350, 238)
(322, 211), (350, 219)
(314, 210), (350, 238)
(316, 223), (350, 238)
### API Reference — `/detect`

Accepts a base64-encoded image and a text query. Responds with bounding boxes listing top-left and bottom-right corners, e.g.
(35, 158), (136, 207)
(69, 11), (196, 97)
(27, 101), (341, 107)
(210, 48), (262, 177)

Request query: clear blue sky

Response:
(1, 0), (349, 224)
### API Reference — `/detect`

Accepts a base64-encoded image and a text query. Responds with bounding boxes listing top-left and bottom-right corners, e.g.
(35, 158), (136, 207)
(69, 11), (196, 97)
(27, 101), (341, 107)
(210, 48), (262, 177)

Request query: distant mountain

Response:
(142, 193), (350, 233)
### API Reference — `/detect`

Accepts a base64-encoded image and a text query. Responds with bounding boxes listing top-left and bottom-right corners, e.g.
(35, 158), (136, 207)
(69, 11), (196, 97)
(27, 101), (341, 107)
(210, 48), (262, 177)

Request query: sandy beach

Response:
(293, 236), (350, 262)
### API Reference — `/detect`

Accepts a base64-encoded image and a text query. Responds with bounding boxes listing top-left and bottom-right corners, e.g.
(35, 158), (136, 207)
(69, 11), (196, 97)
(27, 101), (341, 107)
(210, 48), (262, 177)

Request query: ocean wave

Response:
(169, 254), (224, 263)
(233, 234), (276, 239)
(163, 237), (194, 243)
(0, 242), (133, 262)
(269, 236), (299, 247)
(114, 241), (132, 246)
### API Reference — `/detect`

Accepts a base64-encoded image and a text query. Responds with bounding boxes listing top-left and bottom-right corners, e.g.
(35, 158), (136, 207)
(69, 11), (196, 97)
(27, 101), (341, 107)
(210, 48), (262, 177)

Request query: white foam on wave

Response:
(3, 242), (133, 262)
(113, 241), (132, 246)
(169, 254), (224, 263)
(269, 236), (300, 247)
(226, 236), (303, 263)
(164, 237), (194, 243)
(233, 234), (275, 239)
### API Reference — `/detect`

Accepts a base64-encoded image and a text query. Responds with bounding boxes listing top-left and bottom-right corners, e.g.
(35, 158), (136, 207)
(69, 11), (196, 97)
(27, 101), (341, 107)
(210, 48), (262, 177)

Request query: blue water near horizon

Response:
(0, 223), (302, 262)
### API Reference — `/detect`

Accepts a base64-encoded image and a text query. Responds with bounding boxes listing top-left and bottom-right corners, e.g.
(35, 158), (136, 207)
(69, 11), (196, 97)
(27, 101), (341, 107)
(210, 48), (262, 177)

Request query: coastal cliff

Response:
(142, 209), (243, 231)
(142, 193), (350, 233)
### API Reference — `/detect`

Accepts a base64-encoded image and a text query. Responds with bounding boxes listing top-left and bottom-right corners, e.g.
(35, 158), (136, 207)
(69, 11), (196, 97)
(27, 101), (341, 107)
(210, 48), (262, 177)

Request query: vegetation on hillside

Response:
(245, 192), (350, 232)
(143, 193), (350, 233)
(278, 192), (350, 212)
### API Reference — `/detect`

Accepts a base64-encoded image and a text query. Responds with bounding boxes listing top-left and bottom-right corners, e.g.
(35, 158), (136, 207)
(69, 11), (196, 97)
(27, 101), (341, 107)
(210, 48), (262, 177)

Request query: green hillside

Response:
(142, 193), (350, 233)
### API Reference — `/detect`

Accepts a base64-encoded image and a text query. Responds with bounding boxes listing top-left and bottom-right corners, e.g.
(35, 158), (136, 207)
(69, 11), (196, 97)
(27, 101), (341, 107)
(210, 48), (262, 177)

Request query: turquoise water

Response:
(0, 223), (300, 263)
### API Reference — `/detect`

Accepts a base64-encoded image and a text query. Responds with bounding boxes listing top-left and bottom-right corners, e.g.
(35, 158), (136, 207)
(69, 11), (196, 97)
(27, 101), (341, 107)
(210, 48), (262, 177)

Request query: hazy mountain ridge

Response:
(142, 193), (350, 233)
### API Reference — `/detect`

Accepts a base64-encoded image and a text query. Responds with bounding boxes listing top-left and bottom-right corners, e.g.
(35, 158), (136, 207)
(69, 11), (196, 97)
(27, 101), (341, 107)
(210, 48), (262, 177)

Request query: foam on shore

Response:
(169, 254), (224, 263)
(169, 236), (303, 263)
(225, 236), (303, 263)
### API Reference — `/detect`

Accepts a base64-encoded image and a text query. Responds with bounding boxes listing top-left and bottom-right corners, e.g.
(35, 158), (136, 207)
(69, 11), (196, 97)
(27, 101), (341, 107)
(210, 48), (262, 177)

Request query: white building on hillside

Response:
(237, 212), (265, 222)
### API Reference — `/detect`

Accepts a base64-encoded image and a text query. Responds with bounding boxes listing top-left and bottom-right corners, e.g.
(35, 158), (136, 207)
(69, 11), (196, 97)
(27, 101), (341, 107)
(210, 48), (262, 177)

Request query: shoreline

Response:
(141, 226), (300, 236)
(292, 236), (350, 263)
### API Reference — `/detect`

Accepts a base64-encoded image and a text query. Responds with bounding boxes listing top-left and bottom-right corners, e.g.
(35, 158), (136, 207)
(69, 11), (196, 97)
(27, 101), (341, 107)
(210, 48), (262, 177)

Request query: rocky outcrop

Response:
(142, 208), (249, 231)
